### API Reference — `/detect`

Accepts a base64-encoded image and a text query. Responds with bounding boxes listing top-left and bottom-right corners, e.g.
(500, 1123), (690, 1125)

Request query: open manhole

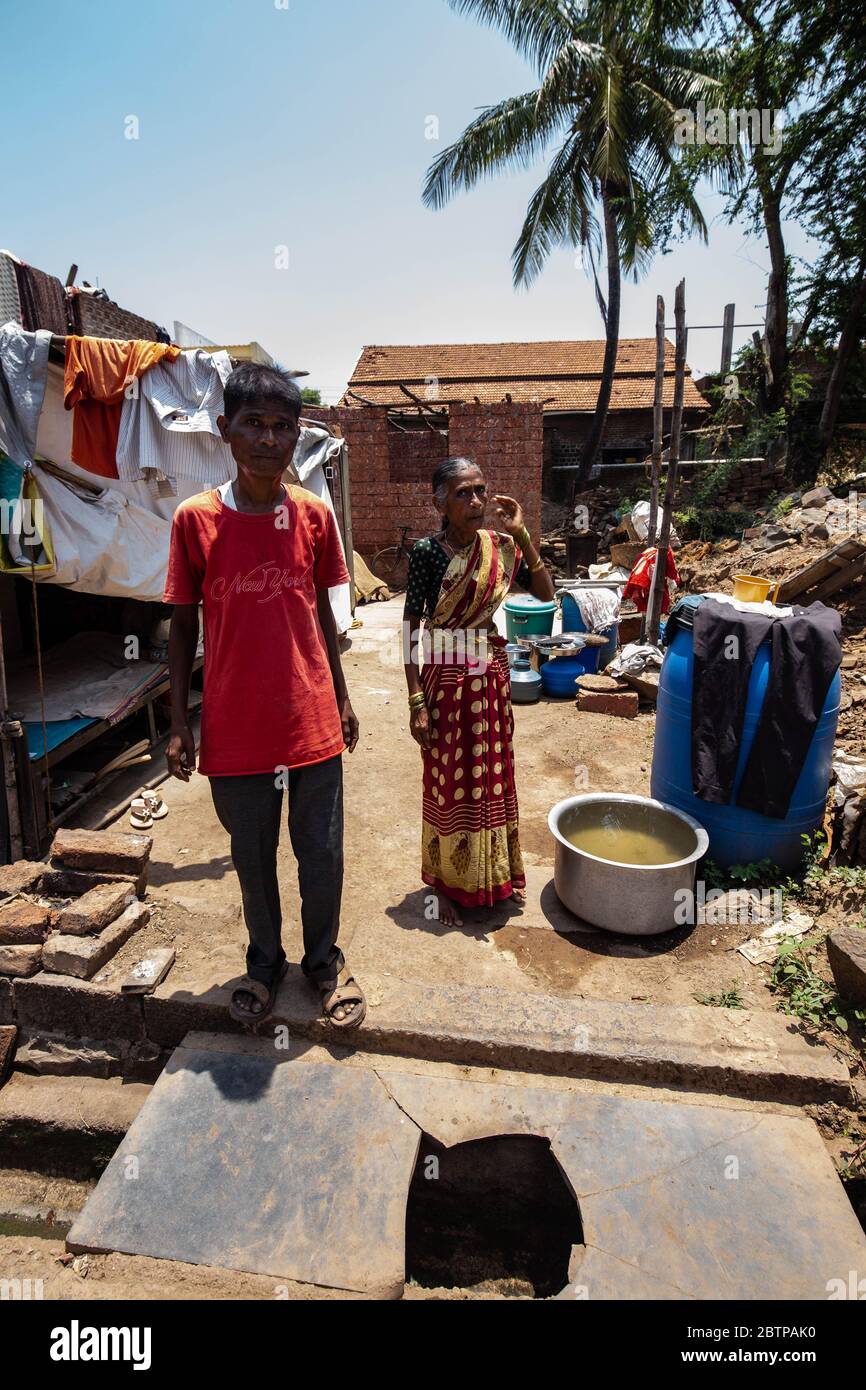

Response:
(405, 1133), (583, 1298)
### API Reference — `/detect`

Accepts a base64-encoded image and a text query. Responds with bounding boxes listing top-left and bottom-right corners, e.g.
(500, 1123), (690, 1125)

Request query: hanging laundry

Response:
(13, 263), (70, 334)
(64, 336), (181, 479)
(0, 323), (51, 468)
(0, 251), (23, 327)
(623, 546), (681, 615)
(116, 349), (235, 489)
(692, 598), (842, 820)
(0, 454), (52, 572)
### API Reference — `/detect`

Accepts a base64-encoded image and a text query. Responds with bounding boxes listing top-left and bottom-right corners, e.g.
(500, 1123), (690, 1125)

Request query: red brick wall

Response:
(303, 401), (544, 561)
(449, 401), (544, 545)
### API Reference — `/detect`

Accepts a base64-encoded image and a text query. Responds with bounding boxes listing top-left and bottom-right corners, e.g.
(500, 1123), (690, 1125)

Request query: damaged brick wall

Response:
(303, 402), (543, 560)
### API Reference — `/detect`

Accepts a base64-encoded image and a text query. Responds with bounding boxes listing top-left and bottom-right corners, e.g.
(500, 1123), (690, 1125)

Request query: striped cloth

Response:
(116, 349), (235, 488)
(0, 252), (22, 327)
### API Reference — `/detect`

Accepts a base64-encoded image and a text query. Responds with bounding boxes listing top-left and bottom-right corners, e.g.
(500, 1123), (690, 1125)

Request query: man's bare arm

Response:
(167, 604), (199, 781)
(316, 590), (359, 753)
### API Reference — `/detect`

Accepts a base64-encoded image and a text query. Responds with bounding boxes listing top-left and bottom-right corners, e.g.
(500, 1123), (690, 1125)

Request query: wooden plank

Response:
(777, 539), (866, 603)
(809, 555), (866, 603)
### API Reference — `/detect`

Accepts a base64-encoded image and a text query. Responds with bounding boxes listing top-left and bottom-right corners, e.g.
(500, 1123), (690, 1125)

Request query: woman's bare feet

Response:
(511, 888), (527, 906)
(436, 893), (464, 927)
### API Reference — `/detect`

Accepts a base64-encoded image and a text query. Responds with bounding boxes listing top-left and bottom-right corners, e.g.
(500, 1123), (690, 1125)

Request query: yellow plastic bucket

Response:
(732, 574), (780, 604)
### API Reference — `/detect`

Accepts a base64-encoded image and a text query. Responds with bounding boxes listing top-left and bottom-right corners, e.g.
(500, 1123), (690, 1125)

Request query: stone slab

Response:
(827, 926), (866, 1007)
(12, 973), (146, 1042)
(42, 902), (149, 980)
(68, 1045), (421, 1296)
(0, 977), (12, 1025)
(50, 827), (152, 877)
(55, 883), (137, 938)
(374, 1067), (866, 1300)
(0, 943), (43, 977)
(0, 900), (50, 945)
(0, 1024), (16, 1085)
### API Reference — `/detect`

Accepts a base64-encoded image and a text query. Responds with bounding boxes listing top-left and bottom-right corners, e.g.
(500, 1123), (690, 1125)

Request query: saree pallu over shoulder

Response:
(431, 529), (519, 632)
(421, 530), (525, 910)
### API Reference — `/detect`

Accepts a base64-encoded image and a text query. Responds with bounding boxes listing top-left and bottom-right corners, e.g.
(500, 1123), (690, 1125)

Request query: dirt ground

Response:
(74, 595), (824, 1019)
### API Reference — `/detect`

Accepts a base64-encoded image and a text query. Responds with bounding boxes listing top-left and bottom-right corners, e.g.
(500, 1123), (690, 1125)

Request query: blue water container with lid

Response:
(651, 596), (841, 871)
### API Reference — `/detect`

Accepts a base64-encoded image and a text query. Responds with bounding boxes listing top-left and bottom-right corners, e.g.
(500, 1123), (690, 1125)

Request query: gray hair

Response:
(432, 457), (479, 512)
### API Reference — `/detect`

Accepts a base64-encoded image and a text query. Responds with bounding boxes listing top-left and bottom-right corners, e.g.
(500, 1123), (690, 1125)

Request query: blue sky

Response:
(3, 0), (813, 400)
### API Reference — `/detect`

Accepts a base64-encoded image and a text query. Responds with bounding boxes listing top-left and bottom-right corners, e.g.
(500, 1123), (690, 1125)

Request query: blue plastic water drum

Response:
(541, 647), (600, 698)
(560, 592), (619, 671)
(651, 616), (841, 872)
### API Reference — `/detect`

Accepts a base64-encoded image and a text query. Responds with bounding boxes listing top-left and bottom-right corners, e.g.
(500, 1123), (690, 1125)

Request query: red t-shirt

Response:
(163, 486), (350, 777)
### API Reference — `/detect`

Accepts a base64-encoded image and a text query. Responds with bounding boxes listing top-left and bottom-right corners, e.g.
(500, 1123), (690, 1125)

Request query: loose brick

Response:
(577, 690), (640, 719)
(40, 867), (146, 898)
(0, 860), (44, 899)
(55, 883), (137, 938)
(49, 828), (152, 877)
(42, 902), (150, 981)
(0, 943), (43, 977)
(0, 900), (50, 946)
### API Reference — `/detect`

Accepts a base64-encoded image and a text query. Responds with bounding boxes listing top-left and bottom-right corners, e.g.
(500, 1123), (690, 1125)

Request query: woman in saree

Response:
(403, 458), (555, 927)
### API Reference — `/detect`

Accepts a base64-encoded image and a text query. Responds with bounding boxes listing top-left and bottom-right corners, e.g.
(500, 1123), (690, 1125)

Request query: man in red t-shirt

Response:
(164, 363), (365, 1029)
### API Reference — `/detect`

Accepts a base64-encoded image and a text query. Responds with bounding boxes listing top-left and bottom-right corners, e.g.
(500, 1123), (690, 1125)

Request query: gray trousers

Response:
(209, 756), (345, 988)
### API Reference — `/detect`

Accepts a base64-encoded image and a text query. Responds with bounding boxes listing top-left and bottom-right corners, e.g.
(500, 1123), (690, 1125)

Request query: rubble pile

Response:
(0, 829), (152, 981)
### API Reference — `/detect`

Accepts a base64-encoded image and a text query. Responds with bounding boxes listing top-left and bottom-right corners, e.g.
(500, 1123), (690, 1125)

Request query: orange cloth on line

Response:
(623, 546), (681, 615)
(64, 337), (180, 478)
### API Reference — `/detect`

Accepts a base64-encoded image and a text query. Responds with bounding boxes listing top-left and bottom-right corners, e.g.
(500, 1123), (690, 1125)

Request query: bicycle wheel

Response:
(372, 546), (410, 594)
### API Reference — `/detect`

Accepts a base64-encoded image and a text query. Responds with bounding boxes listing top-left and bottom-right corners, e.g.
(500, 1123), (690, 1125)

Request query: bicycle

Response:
(372, 525), (425, 593)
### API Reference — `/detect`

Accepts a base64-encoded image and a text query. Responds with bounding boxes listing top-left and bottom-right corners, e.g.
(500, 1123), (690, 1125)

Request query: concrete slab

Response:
(66, 1035), (865, 1300)
(68, 1043), (421, 1296)
(373, 1067), (866, 1300)
(264, 969), (850, 1104)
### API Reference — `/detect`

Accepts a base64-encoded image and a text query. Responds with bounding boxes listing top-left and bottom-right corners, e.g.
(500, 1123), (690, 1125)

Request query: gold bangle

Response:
(517, 526), (532, 551)
(409, 695), (426, 710)
(530, 557), (546, 573)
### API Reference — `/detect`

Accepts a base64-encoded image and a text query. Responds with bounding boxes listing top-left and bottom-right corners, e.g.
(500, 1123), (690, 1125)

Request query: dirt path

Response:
(81, 597), (797, 1017)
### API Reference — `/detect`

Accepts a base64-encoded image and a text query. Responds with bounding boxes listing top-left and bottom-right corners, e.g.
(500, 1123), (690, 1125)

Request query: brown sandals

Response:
(229, 960), (288, 1026)
(318, 966), (367, 1030)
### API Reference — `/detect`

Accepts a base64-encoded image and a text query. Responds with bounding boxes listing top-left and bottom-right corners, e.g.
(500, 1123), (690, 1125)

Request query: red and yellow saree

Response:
(420, 529), (526, 909)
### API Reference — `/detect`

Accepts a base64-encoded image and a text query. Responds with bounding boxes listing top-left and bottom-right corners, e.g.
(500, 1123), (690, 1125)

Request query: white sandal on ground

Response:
(130, 798), (153, 830)
(142, 789), (168, 820)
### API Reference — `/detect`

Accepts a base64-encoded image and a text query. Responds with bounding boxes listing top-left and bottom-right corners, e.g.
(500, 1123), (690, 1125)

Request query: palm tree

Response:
(423, 0), (718, 481)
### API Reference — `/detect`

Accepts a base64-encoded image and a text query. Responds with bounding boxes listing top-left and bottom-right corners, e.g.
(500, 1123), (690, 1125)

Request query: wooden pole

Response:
(646, 280), (687, 646)
(720, 303), (736, 376)
(640, 297), (667, 642)
(647, 295), (666, 548)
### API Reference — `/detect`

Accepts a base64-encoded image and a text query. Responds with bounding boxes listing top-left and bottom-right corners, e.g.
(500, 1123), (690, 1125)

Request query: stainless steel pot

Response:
(548, 793), (709, 936)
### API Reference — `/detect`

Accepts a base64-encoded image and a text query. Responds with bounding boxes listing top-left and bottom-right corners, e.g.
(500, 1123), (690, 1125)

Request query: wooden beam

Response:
(646, 280), (687, 646)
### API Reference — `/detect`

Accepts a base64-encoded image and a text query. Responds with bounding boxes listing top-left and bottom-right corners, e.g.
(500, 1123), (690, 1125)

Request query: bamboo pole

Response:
(646, 280), (687, 646)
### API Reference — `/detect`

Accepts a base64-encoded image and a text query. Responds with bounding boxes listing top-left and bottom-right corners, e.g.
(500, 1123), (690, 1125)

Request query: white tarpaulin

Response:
(292, 426), (353, 635)
(31, 463), (171, 601)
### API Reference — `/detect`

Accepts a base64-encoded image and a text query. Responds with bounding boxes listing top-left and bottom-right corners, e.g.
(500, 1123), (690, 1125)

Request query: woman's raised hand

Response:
(492, 494), (525, 536)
